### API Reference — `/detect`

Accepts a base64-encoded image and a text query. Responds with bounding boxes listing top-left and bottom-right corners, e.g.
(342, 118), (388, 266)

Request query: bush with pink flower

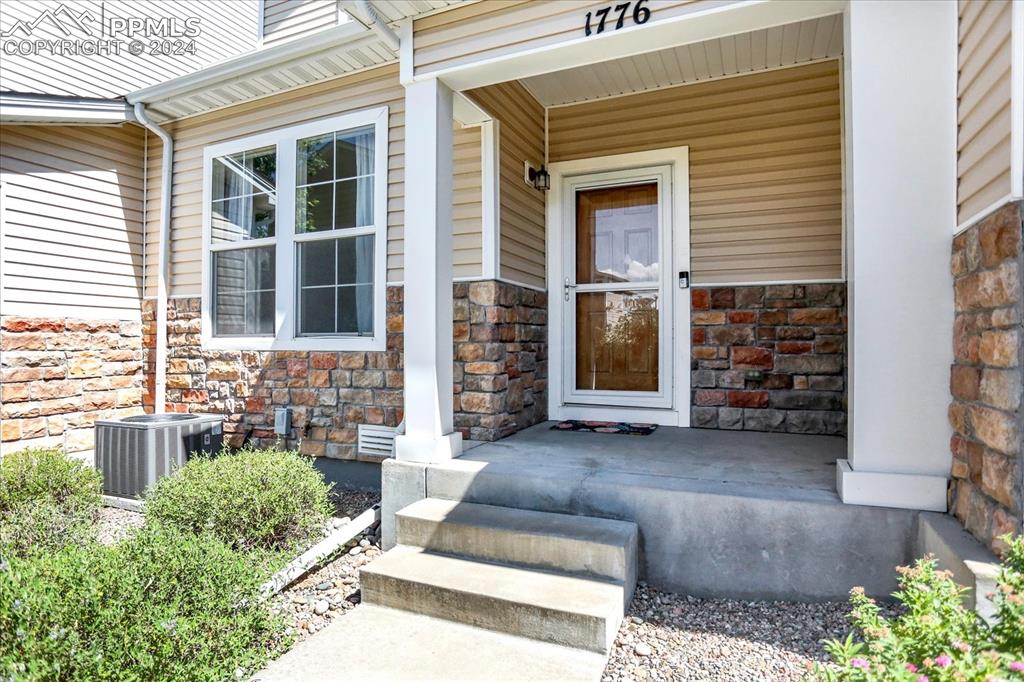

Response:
(816, 534), (1024, 681)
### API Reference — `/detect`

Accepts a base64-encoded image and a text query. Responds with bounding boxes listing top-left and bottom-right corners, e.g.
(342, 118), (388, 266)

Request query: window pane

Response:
(251, 193), (276, 239)
(296, 184), (334, 233)
(335, 128), (374, 180)
(334, 176), (373, 229)
(298, 134), (334, 185)
(300, 285), (335, 335)
(247, 291), (276, 335)
(575, 291), (658, 392)
(213, 246), (275, 336)
(212, 152), (242, 201)
(213, 146), (276, 201)
(212, 193), (276, 242)
(299, 239), (336, 287)
(247, 146), (277, 189)
(215, 295), (245, 335)
(576, 183), (659, 284)
(297, 236), (375, 336)
(246, 246), (275, 291)
(211, 145), (277, 242)
(337, 284), (373, 335)
(337, 235), (374, 285)
(214, 249), (246, 335)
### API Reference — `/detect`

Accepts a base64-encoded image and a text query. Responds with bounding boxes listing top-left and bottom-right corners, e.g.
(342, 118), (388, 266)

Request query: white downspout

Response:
(132, 103), (172, 413)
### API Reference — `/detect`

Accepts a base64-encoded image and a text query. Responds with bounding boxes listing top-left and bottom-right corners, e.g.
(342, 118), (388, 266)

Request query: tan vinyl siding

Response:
(144, 65), (482, 297)
(957, 0), (1013, 225)
(453, 124), (484, 278)
(262, 0), (339, 46)
(413, 0), (724, 77)
(0, 124), (145, 319)
(548, 60), (843, 284)
(0, 0), (258, 98)
(467, 81), (546, 288)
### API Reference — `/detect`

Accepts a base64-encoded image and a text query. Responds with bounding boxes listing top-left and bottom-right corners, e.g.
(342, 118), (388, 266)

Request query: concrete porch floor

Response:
(385, 422), (925, 601)
(461, 422), (846, 498)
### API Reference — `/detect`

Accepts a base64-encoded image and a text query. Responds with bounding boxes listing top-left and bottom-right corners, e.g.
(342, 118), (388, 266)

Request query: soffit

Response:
(520, 14), (844, 107)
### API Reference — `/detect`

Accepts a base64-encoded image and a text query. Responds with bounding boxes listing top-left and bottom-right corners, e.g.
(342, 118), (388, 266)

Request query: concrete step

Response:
(255, 604), (607, 682)
(396, 497), (638, 588)
(360, 545), (625, 653)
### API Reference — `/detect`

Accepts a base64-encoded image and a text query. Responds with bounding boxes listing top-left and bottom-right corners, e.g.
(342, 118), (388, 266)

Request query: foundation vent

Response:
(358, 424), (397, 457)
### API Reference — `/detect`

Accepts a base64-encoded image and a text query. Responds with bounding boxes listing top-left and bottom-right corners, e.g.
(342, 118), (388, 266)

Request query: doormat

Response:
(551, 420), (658, 436)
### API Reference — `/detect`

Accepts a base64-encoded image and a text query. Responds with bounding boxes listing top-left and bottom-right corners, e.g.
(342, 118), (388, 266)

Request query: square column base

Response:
(381, 459), (428, 549)
(837, 459), (948, 512)
(394, 431), (463, 463)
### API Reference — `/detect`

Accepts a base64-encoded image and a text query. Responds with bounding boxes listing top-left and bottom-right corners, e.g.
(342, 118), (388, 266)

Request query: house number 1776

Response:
(584, 0), (651, 37)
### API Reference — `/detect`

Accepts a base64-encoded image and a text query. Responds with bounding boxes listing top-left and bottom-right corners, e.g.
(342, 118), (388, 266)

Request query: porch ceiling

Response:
(369, 0), (461, 23)
(519, 14), (844, 107)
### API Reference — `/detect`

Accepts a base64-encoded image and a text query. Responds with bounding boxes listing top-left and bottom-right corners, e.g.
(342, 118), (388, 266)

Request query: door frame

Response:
(547, 146), (691, 427)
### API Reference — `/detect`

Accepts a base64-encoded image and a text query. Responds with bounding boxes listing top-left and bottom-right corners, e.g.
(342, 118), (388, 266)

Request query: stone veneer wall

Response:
(0, 317), (145, 457)
(949, 201), (1024, 556)
(690, 283), (846, 435)
(142, 280), (547, 460)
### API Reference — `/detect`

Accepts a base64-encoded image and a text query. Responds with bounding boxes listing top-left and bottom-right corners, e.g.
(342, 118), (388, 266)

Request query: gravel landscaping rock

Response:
(270, 490), (382, 644)
(603, 583), (850, 681)
(96, 506), (144, 545)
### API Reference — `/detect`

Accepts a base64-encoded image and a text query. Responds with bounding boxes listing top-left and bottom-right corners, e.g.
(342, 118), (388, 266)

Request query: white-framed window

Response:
(201, 107), (388, 351)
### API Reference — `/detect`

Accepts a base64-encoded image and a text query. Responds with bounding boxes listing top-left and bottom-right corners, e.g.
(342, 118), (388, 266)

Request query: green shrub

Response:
(144, 446), (333, 553)
(819, 535), (1024, 681)
(0, 448), (101, 556)
(0, 524), (283, 681)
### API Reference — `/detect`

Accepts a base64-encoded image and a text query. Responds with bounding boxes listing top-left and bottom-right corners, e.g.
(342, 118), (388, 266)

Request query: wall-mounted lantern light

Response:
(525, 162), (551, 191)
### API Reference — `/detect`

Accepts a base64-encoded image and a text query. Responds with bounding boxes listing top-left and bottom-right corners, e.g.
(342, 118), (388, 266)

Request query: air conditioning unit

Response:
(95, 414), (224, 498)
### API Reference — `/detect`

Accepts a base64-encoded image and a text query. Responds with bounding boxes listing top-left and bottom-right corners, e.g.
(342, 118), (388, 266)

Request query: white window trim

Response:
(201, 106), (389, 351)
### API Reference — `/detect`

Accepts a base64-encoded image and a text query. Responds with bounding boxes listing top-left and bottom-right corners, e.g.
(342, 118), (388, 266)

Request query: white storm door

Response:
(561, 165), (673, 409)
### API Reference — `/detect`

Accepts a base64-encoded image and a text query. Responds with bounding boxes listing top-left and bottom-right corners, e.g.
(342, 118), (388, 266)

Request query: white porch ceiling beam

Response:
(418, 0), (846, 91)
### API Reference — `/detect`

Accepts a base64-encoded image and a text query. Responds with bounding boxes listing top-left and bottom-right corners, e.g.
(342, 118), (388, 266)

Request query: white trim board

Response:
(547, 146), (691, 427)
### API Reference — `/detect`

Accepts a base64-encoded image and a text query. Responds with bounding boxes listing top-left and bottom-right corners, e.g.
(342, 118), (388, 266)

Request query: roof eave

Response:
(0, 92), (132, 124)
(126, 21), (369, 107)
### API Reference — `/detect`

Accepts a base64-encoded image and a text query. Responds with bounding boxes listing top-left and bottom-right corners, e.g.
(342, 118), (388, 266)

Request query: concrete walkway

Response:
(253, 605), (607, 682)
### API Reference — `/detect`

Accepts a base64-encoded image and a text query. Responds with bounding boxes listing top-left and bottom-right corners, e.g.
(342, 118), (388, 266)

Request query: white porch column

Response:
(393, 77), (463, 463)
(837, 0), (958, 511)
